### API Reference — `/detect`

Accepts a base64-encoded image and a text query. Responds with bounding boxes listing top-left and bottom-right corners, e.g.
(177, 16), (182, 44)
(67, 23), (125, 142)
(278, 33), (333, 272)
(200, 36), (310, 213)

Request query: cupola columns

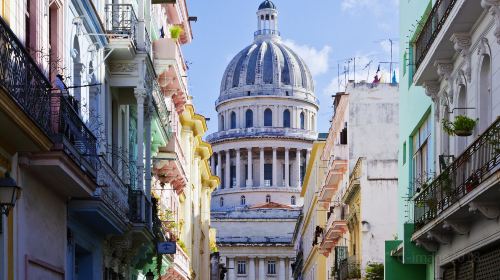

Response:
(256, 2), (279, 38)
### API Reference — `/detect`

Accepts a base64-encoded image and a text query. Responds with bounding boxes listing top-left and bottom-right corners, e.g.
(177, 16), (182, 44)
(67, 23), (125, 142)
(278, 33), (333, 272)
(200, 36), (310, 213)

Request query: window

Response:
(246, 109), (253, 128)
(264, 108), (272, 126)
(479, 54), (492, 132)
(267, 260), (276, 275)
(266, 195), (271, 203)
(219, 197), (224, 207)
(237, 261), (246, 275)
(230, 111), (236, 129)
(291, 196), (296, 205)
(264, 163), (272, 186)
(340, 123), (348, 144)
(230, 165), (236, 188)
(412, 116), (432, 193)
(240, 195), (246, 205)
(283, 109), (291, 128)
(220, 115), (225, 130)
(403, 141), (407, 165)
(300, 112), (305, 129)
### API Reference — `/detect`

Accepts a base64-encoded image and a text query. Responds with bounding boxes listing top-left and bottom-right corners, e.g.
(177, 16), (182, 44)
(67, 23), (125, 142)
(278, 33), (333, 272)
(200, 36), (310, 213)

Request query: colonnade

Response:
(226, 257), (292, 280)
(210, 148), (311, 189)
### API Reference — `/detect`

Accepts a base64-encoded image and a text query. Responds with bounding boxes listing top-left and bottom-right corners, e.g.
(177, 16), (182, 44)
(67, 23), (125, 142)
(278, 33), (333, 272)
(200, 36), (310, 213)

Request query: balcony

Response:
(320, 207), (348, 256)
(164, 243), (190, 279)
(215, 91), (319, 106)
(206, 127), (318, 143)
(0, 17), (52, 151)
(338, 256), (361, 280)
(165, 0), (192, 44)
(153, 134), (187, 193)
(129, 189), (152, 225)
(318, 144), (348, 206)
(254, 29), (281, 37)
(152, 80), (172, 140)
(69, 158), (130, 234)
(104, 4), (152, 58)
(413, 118), (500, 236)
(412, 0), (484, 84)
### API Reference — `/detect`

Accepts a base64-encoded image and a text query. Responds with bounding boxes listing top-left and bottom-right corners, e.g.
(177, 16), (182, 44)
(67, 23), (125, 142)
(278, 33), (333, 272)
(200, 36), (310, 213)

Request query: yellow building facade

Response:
(293, 141), (328, 280)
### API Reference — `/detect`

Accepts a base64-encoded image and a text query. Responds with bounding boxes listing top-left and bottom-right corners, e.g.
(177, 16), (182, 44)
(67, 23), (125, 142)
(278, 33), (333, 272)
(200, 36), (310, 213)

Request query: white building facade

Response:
(207, 1), (318, 279)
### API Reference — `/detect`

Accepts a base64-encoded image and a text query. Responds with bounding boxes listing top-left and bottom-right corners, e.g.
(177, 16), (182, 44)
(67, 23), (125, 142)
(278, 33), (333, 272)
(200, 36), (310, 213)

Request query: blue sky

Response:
(183, 0), (399, 134)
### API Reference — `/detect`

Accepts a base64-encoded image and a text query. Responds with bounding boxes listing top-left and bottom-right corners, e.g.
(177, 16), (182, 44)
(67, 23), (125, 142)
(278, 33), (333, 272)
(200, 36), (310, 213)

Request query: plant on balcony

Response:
(348, 265), (361, 279)
(170, 25), (183, 40)
(365, 262), (384, 280)
(442, 115), (477, 137)
(178, 239), (187, 252)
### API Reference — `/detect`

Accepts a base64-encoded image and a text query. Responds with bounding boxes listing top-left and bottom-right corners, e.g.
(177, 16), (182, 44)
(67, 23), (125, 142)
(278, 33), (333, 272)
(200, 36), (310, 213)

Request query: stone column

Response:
(247, 148), (253, 187)
(296, 149), (301, 187)
(284, 148), (290, 187)
(288, 258), (293, 280)
(279, 258), (286, 280)
(211, 156), (216, 175)
(216, 152), (222, 179)
(228, 258), (235, 280)
(134, 88), (147, 190)
(272, 147), (277, 187)
(248, 257), (256, 280)
(236, 149), (241, 188)
(144, 99), (153, 200)
(225, 150), (231, 188)
(306, 149), (311, 172)
(258, 258), (266, 279)
(260, 147), (265, 187)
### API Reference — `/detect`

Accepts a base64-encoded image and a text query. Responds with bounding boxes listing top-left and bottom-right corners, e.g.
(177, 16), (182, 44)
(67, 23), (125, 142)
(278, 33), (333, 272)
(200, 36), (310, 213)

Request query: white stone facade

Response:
(410, 0), (500, 277)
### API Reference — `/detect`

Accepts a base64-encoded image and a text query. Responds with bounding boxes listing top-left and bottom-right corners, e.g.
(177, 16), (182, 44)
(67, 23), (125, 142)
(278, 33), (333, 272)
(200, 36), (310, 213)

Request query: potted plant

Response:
(442, 115), (477, 137)
(170, 25), (183, 40)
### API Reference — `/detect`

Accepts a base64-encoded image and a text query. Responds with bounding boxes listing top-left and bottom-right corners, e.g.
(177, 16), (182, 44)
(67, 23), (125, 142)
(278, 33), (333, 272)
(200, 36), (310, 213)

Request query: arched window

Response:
(266, 194), (271, 203)
(241, 195), (246, 205)
(264, 108), (273, 127)
(456, 86), (467, 153)
(230, 111), (237, 129)
(220, 197), (224, 207)
(479, 54), (492, 132)
(283, 109), (291, 128)
(246, 109), (253, 128)
(300, 112), (305, 129)
(291, 196), (296, 205)
(220, 115), (225, 130)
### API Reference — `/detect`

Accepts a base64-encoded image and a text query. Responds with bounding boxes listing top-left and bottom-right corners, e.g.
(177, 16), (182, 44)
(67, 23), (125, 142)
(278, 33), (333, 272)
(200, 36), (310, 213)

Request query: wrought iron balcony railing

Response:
(95, 158), (129, 221)
(0, 16), (52, 136)
(50, 94), (100, 178)
(129, 189), (152, 225)
(152, 79), (172, 140)
(105, 4), (138, 47)
(338, 256), (361, 280)
(414, 0), (456, 71)
(414, 118), (500, 231)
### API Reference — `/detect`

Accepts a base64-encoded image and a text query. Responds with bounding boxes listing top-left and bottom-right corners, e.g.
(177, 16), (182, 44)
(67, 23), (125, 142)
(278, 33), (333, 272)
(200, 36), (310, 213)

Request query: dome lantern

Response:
(255, 0), (279, 39)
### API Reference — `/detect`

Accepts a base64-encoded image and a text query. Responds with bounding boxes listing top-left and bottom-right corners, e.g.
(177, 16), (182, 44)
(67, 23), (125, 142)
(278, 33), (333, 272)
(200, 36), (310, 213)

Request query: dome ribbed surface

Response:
(220, 40), (314, 96)
(258, 0), (276, 10)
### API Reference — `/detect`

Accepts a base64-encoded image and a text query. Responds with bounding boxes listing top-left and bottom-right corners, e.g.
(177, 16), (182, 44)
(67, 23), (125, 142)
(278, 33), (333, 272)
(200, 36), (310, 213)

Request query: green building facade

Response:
(384, 0), (435, 279)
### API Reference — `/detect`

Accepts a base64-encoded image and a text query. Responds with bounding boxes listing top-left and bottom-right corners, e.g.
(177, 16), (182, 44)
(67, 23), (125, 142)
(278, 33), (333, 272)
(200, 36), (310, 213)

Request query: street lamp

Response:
(145, 270), (155, 280)
(0, 172), (21, 233)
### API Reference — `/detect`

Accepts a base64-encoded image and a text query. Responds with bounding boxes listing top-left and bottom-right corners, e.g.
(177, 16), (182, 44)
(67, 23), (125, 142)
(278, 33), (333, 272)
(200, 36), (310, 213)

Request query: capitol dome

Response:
(217, 0), (316, 105)
(209, 1), (318, 269)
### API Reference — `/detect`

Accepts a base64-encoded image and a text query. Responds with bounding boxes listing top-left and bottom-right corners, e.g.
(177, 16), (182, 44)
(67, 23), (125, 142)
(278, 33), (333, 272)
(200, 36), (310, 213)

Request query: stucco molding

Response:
(450, 33), (472, 81)
(481, 0), (500, 44)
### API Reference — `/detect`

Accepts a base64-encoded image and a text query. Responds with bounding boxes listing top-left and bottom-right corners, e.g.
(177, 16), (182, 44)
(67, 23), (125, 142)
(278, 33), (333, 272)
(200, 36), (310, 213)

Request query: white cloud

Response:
(282, 39), (332, 76)
(341, 0), (398, 17)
